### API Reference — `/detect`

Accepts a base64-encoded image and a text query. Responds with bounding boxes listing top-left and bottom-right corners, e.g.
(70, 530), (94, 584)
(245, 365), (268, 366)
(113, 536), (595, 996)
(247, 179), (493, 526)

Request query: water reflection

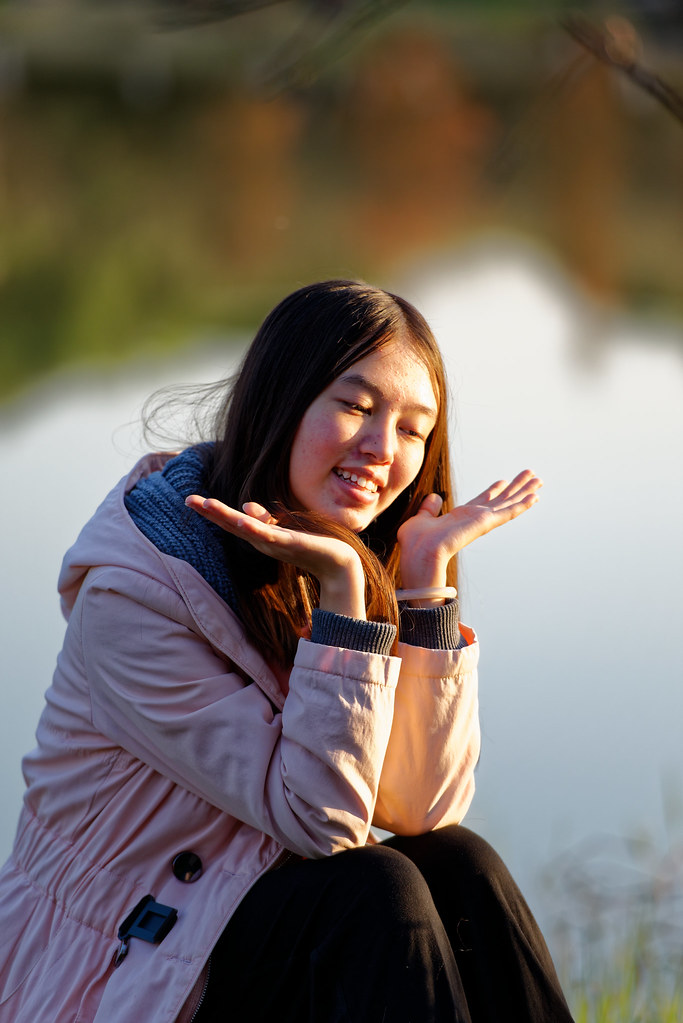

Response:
(1, 248), (681, 935)
(408, 246), (683, 912)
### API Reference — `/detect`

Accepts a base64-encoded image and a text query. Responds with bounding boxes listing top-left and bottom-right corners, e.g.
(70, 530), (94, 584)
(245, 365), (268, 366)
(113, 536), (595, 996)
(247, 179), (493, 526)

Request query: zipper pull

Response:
(112, 893), (178, 969)
(113, 937), (129, 969)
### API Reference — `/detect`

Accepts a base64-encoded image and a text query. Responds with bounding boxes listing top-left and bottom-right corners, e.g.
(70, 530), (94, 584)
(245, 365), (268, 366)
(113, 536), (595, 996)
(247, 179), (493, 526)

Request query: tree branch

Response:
(562, 14), (683, 125)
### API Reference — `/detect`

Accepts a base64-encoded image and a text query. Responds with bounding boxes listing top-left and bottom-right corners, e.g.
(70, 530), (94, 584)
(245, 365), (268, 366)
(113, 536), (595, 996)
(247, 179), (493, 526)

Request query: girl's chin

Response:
(331, 510), (374, 532)
(322, 503), (378, 532)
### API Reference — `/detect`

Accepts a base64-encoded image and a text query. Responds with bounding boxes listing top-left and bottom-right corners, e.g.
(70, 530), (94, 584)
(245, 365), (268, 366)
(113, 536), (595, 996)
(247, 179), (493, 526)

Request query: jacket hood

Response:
(58, 453), (177, 620)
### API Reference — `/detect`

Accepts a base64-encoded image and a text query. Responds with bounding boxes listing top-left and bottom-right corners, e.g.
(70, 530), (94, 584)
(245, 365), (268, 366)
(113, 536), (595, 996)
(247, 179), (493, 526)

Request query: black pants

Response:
(196, 825), (574, 1022)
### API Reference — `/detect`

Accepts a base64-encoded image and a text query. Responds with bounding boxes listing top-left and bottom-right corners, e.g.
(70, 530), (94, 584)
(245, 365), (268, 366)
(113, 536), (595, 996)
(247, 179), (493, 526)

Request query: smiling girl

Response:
(0, 281), (574, 1022)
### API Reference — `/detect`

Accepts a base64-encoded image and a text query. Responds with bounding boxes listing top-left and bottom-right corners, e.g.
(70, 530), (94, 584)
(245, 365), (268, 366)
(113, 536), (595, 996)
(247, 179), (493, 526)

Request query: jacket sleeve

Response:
(79, 567), (400, 859)
(372, 627), (480, 835)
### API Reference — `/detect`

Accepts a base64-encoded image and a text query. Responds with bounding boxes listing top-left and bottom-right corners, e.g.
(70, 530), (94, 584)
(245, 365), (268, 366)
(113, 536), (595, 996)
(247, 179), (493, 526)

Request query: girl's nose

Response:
(359, 417), (395, 464)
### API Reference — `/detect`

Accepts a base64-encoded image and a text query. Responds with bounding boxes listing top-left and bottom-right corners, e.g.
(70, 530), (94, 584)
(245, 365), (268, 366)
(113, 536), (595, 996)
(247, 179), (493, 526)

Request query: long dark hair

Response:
(207, 279), (455, 664)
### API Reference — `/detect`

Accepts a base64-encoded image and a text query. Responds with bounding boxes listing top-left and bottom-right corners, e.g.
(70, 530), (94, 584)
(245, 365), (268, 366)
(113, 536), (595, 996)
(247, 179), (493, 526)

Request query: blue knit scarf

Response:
(124, 443), (239, 613)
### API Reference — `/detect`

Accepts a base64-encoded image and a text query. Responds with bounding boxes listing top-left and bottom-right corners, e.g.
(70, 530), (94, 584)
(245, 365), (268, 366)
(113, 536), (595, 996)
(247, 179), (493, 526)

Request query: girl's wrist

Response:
(318, 555), (366, 620)
(399, 558), (450, 603)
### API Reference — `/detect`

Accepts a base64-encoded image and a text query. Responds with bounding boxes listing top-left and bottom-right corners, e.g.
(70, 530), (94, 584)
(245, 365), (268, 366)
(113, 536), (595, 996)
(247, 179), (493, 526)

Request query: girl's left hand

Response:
(397, 469), (543, 592)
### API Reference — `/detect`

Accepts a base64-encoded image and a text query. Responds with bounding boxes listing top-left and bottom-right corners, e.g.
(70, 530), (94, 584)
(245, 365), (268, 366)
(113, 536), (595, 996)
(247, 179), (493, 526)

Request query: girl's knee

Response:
(337, 845), (435, 920)
(387, 825), (513, 890)
(441, 825), (508, 876)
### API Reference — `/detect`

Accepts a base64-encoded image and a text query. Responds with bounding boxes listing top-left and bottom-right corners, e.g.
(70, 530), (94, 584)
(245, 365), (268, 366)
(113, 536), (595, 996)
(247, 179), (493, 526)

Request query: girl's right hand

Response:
(185, 496), (367, 620)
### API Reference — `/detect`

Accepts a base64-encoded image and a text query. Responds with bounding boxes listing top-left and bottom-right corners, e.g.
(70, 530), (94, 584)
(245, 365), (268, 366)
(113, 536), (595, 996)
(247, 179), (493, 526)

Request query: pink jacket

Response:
(0, 454), (480, 1023)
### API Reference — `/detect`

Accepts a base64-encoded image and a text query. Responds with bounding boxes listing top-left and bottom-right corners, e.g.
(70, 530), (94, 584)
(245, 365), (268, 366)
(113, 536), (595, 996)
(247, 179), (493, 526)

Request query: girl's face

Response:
(288, 339), (438, 531)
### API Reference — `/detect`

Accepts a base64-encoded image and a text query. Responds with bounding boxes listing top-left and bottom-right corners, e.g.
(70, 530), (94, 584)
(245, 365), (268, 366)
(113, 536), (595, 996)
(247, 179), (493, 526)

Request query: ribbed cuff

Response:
(398, 598), (464, 650)
(311, 610), (397, 656)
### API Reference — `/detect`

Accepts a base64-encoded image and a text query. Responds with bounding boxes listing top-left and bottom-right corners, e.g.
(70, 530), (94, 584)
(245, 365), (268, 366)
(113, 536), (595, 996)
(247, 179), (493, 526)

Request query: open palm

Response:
(184, 496), (367, 618)
(397, 469), (543, 589)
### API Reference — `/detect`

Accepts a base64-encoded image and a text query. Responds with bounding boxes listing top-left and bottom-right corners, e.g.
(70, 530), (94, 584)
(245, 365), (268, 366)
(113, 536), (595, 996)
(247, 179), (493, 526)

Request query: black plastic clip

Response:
(114, 895), (178, 968)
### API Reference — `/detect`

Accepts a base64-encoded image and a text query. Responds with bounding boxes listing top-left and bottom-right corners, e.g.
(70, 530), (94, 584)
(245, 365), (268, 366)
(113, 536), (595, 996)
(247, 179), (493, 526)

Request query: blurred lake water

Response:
(1, 244), (681, 938)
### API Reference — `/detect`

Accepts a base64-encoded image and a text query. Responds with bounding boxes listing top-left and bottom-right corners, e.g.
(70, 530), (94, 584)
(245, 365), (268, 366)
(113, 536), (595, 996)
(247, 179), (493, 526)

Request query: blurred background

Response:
(1, 1), (682, 1016)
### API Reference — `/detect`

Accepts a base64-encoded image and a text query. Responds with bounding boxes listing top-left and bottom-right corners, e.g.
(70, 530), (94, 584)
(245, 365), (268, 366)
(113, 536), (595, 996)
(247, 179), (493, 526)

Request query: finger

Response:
(186, 496), (253, 535)
(185, 494), (209, 512)
(499, 469), (542, 499)
(498, 489), (541, 516)
(185, 495), (257, 536)
(507, 492), (540, 518)
(416, 493), (444, 518)
(242, 501), (278, 524)
(188, 496), (317, 556)
(185, 495), (236, 521)
(496, 479), (543, 511)
(479, 473), (542, 511)
(187, 496), (280, 535)
(470, 479), (509, 504)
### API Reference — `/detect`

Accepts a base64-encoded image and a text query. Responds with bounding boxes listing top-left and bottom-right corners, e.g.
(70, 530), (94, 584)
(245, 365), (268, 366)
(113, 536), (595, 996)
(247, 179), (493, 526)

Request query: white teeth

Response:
(335, 469), (378, 493)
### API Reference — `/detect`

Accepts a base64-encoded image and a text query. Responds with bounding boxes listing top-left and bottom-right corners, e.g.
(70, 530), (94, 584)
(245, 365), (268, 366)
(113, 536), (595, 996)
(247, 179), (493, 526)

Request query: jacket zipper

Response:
(186, 955), (211, 1023)
(182, 850), (291, 1021)
(272, 849), (294, 869)
(271, 848), (303, 870)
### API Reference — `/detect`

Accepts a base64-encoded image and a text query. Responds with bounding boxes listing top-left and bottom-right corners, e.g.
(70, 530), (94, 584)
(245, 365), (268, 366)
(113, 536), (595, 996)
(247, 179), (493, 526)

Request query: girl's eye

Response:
(342, 401), (371, 414)
(402, 427), (425, 441)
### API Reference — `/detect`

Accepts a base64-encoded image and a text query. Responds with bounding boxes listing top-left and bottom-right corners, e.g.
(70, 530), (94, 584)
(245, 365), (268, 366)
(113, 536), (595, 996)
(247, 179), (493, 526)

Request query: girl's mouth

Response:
(333, 468), (379, 494)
